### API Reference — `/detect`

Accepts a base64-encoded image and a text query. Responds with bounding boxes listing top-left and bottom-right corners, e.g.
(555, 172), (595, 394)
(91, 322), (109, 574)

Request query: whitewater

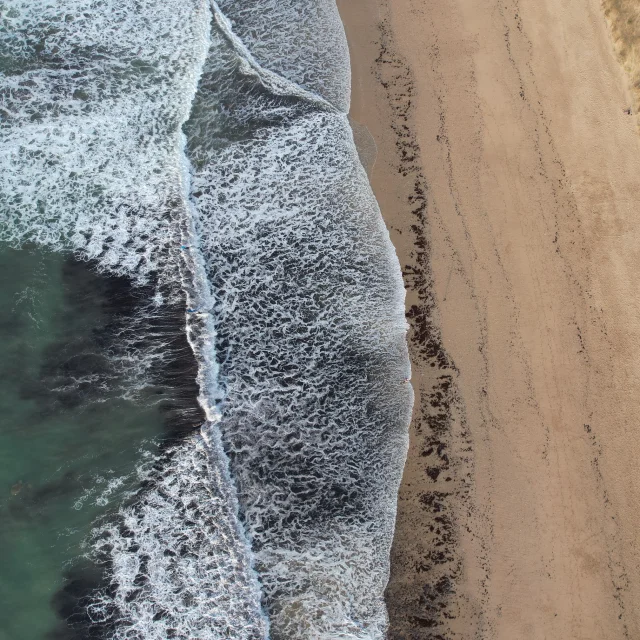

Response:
(0, 0), (413, 638)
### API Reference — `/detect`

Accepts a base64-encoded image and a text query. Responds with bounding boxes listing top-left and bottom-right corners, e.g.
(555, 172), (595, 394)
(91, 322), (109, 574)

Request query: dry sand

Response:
(338, 0), (640, 638)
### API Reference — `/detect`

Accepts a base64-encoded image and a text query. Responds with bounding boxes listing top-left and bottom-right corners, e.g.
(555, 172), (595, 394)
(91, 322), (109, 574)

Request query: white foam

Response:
(210, 0), (338, 113)
(1, 1), (413, 637)
(189, 102), (412, 637)
(1, 1), (271, 637)
(87, 435), (268, 639)
(216, 0), (351, 112)
(0, 0), (210, 283)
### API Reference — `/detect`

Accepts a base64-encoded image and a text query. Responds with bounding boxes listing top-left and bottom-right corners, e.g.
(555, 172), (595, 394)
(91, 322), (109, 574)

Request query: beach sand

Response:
(338, 0), (640, 637)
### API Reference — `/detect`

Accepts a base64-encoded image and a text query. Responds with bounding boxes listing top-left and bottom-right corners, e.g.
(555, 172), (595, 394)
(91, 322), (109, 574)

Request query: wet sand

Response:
(338, 0), (640, 637)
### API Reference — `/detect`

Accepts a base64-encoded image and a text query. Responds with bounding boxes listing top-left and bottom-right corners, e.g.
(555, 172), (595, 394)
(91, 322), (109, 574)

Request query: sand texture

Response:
(338, 0), (640, 638)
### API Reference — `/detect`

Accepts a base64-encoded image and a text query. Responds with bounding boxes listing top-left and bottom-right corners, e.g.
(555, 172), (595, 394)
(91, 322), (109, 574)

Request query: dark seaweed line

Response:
(373, 19), (476, 640)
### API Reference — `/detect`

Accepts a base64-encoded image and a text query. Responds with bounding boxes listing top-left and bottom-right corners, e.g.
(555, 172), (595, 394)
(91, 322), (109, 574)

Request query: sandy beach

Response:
(338, 0), (640, 637)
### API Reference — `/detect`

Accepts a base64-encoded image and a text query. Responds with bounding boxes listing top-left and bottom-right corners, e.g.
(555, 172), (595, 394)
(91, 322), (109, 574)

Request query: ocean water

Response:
(0, 1), (412, 639)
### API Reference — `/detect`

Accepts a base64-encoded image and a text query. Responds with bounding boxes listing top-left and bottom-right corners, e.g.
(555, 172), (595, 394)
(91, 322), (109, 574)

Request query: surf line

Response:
(209, 0), (340, 113)
(173, 0), (271, 634)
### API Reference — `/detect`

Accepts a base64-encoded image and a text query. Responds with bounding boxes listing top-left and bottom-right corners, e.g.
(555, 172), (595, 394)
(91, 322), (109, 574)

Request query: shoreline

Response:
(338, 2), (479, 635)
(340, 0), (640, 637)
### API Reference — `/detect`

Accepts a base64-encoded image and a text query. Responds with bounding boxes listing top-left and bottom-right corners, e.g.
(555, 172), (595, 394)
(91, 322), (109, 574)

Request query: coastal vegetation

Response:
(603, 0), (640, 112)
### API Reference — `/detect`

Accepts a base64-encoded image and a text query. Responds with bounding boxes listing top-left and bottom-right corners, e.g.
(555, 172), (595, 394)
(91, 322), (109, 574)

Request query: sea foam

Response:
(0, 1), (412, 638)
(0, 0), (208, 282)
(182, 8), (412, 637)
(1, 1), (268, 637)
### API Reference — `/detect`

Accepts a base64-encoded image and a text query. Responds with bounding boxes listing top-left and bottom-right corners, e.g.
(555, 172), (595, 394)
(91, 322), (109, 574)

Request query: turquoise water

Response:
(0, 246), (171, 639)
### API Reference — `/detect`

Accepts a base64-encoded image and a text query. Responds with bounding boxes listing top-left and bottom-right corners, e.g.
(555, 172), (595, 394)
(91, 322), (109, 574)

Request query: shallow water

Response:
(0, 246), (183, 639)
